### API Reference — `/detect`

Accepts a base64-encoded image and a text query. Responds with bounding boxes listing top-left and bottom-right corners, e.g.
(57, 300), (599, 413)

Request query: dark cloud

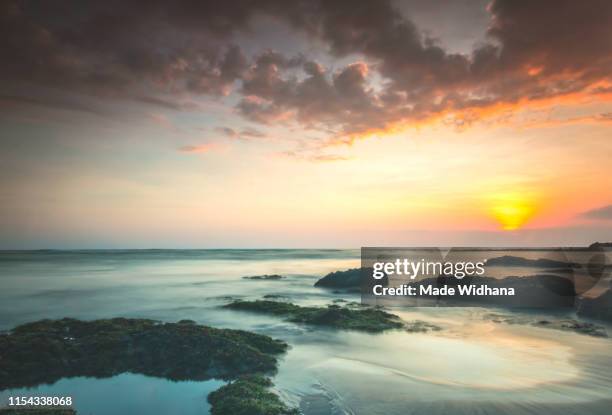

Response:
(0, 94), (107, 117)
(2, 0), (611, 141)
(581, 205), (612, 221)
(0, 0), (252, 97)
(237, 54), (385, 133)
(243, 0), (612, 137)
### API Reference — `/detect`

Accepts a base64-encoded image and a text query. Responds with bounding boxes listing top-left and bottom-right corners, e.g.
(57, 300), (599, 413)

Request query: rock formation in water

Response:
(486, 255), (580, 268)
(224, 299), (440, 333)
(0, 318), (287, 390)
(315, 267), (388, 290)
(577, 289), (612, 322)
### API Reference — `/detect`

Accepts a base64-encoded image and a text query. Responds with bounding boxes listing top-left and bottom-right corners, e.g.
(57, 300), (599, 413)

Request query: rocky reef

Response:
(314, 267), (388, 290)
(224, 300), (438, 332)
(243, 274), (285, 280)
(486, 255), (580, 268)
(577, 289), (612, 322)
(208, 375), (299, 415)
(315, 268), (362, 288)
(401, 274), (577, 308)
(589, 242), (612, 249)
(486, 313), (608, 337)
(0, 318), (288, 390)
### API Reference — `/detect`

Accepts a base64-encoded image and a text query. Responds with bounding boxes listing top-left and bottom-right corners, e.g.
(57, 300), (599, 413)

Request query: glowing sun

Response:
(489, 193), (537, 231)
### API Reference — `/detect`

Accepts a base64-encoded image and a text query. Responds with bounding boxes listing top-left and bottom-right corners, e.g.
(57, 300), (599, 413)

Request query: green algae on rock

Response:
(224, 300), (406, 332)
(208, 375), (299, 415)
(0, 318), (288, 390)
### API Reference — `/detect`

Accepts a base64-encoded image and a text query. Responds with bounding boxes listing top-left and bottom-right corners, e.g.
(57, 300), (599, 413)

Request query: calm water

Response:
(0, 249), (611, 414)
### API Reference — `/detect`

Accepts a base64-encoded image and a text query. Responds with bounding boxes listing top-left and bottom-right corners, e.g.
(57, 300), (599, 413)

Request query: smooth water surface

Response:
(0, 249), (611, 414)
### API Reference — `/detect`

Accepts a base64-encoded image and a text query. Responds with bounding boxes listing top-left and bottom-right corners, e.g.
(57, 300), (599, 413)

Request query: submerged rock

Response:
(577, 289), (612, 322)
(224, 300), (431, 332)
(243, 274), (285, 280)
(485, 313), (608, 337)
(208, 374), (298, 415)
(0, 318), (288, 390)
(404, 320), (443, 333)
(315, 268), (362, 288)
(589, 242), (612, 249)
(263, 294), (287, 299)
(486, 255), (580, 268)
(403, 274), (577, 308)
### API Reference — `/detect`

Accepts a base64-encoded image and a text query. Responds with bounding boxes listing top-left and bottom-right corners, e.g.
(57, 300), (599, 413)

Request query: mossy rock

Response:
(0, 318), (288, 390)
(208, 375), (298, 415)
(225, 300), (404, 332)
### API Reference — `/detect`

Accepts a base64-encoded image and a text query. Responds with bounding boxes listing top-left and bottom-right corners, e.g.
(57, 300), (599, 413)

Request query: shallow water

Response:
(0, 374), (225, 415)
(0, 249), (611, 414)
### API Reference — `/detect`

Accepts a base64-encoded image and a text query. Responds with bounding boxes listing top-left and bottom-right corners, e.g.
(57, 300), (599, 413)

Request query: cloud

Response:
(179, 143), (220, 153)
(581, 205), (612, 221)
(240, 127), (267, 139)
(0, 1), (251, 98)
(215, 127), (239, 138)
(235, 0), (612, 141)
(0, 94), (109, 117)
(215, 126), (267, 140)
(2, 0), (611, 143)
(277, 150), (352, 163)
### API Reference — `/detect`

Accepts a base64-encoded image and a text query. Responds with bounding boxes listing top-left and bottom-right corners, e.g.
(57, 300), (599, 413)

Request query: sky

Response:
(0, 0), (611, 248)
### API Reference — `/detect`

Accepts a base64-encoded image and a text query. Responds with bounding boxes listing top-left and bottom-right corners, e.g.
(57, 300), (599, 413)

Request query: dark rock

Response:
(263, 294), (286, 299)
(315, 268), (388, 289)
(577, 289), (612, 322)
(208, 374), (298, 415)
(243, 275), (284, 280)
(486, 255), (580, 268)
(485, 313), (608, 337)
(224, 300), (435, 332)
(404, 320), (442, 333)
(406, 274), (576, 308)
(315, 268), (362, 287)
(588, 242), (612, 249)
(0, 318), (288, 390)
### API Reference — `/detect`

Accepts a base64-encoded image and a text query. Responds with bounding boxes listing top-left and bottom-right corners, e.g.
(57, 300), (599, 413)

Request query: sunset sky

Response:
(1, 0), (611, 248)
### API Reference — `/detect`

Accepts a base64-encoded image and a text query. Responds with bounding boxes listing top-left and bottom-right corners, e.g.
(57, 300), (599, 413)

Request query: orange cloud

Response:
(321, 80), (612, 147)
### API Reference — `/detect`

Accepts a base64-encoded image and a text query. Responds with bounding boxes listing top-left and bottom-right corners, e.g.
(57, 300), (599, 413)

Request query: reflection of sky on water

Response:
(0, 373), (224, 415)
(0, 250), (611, 414)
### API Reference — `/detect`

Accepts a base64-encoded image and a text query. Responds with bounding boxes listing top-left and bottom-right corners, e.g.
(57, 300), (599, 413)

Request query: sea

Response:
(0, 249), (611, 415)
